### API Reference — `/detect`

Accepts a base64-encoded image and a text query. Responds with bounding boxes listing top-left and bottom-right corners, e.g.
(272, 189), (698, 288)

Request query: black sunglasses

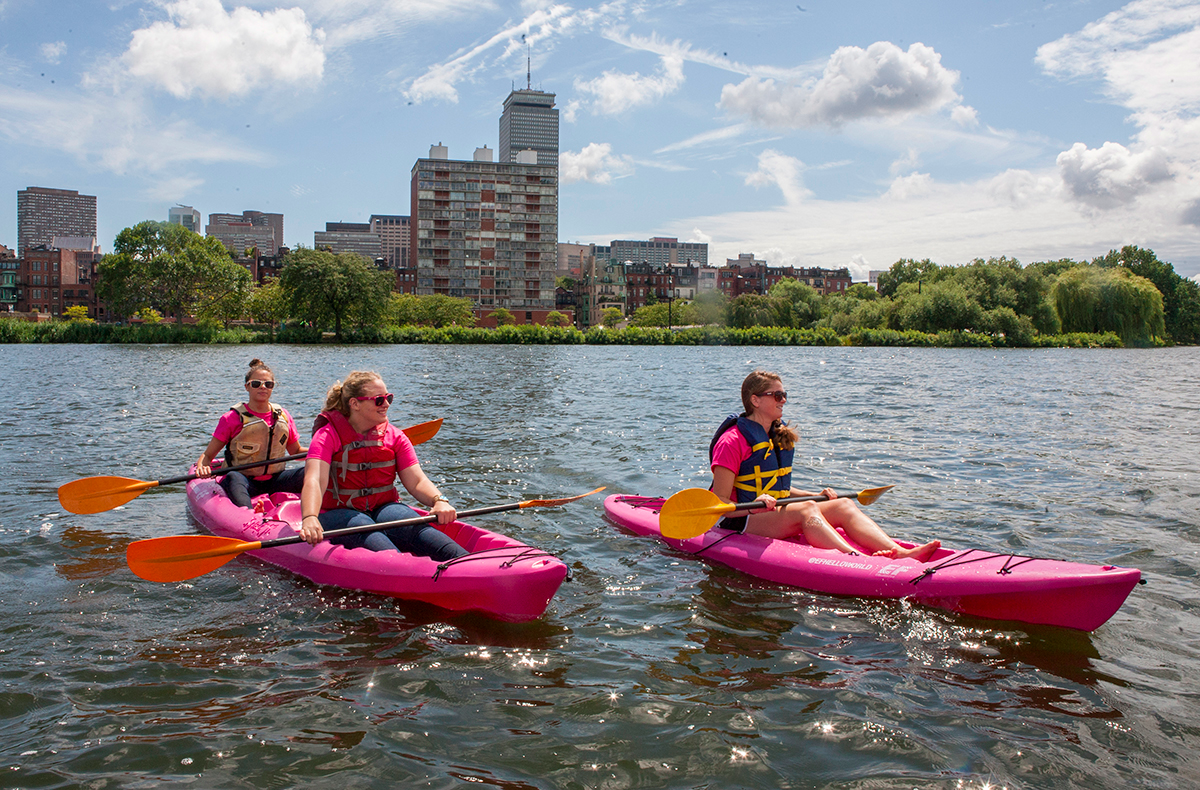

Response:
(757, 390), (787, 403)
(248, 380), (275, 389)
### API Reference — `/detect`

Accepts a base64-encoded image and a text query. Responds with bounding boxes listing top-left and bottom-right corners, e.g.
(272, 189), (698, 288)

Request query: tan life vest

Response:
(223, 404), (290, 477)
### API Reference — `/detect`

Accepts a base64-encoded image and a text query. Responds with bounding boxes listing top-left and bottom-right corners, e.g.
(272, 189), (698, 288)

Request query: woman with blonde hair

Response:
(299, 371), (467, 560)
(196, 358), (306, 509)
(710, 369), (940, 560)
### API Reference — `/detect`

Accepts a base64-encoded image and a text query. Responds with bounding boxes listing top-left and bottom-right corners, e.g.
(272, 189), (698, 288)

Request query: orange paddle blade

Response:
(854, 485), (895, 505)
(659, 488), (731, 539)
(517, 487), (606, 509)
(402, 418), (442, 446)
(59, 477), (158, 515)
(126, 534), (262, 583)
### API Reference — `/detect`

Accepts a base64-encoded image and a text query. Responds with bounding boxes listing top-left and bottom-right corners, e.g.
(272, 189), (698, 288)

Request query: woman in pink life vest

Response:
(196, 358), (306, 509)
(298, 370), (467, 560)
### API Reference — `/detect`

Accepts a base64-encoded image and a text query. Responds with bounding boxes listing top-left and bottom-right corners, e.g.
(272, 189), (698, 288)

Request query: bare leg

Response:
(815, 498), (940, 561)
(744, 502), (860, 553)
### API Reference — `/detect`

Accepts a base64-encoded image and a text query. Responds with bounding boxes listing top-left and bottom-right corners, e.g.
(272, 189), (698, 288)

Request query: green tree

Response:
(544, 310), (570, 327)
(1051, 265), (1165, 344)
(136, 307), (163, 324)
(948, 257), (1059, 335)
(98, 221), (249, 324)
(247, 279), (288, 340)
(876, 258), (941, 298)
(279, 247), (392, 339)
(727, 294), (780, 328)
(893, 280), (983, 332)
(488, 307), (516, 326)
(418, 294), (476, 327)
(1095, 245), (1200, 344)
(601, 307), (623, 328)
(629, 301), (699, 327)
(768, 278), (822, 328)
(693, 290), (727, 325)
(63, 305), (94, 323)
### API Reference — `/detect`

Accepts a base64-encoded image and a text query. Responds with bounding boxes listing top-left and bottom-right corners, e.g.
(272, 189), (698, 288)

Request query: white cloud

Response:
(1057, 141), (1172, 209)
(687, 227), (712, 245)
(121, 0), (326, 100)
(1180, 196), (1200, 225)
(889, 147), (920, 176)
(719, 41), (961, 128)
(40, 41), (66, 64)
(951, 104), (979, 127)
(559, 142), (633, 184)
(988, 168), (1057, 208)
(573, 52), (685, 115)
(745, 149), (811, 206)
(883, 172), (934, 200)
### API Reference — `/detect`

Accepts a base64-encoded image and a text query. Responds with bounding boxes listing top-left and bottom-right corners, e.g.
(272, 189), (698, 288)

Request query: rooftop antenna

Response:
(524, 34), (531, 89)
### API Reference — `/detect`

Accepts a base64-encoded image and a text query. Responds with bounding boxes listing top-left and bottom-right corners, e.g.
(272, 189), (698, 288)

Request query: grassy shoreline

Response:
(0, 319), (1131, 347)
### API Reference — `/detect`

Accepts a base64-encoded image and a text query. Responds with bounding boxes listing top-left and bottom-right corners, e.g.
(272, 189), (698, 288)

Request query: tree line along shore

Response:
(4, 220), (1197, 347)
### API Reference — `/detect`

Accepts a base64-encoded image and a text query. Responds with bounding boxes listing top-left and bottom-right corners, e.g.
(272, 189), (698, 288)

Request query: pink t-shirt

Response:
(710, 426), (752, 473)
(213, 405), (300, 447)
(309, 419), (419, 474)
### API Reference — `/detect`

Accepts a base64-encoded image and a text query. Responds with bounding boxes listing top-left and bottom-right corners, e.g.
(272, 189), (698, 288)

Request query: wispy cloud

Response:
(560, 142), (634, 183)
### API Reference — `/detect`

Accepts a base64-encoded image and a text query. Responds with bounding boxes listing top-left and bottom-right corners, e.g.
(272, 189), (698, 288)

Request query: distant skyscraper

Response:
(17, 187), (97, 255)
(499, 89), (558, 167)
(168, 205), (202, 233)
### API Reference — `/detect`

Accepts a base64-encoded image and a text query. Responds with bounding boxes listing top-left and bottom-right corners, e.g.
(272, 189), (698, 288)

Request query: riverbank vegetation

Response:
(6, 220), (1197, 347)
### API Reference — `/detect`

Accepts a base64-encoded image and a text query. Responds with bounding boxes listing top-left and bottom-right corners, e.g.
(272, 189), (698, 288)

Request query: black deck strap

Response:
(619, 495), (666, 512)
(432, 546), (557, 580)
(690, 531), (739, 556)
(908, 549), (1044, 585)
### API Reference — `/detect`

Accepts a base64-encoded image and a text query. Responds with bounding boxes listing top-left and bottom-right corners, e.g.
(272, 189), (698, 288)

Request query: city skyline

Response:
(2, 1), (1199, 281)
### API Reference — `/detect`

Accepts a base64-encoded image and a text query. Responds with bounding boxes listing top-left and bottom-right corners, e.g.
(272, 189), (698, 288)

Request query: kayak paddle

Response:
(58, 418), (444, 515)
(126, 486), (606, 583)
(659, 485), (895, 540)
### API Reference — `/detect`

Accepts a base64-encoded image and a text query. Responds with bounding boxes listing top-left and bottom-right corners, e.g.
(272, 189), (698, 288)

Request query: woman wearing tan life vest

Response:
(196, 358), (307, 509)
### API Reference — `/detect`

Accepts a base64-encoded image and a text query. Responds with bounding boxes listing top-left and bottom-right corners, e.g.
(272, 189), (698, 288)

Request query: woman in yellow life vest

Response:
(196, 358), (307, 509)
(710, 369), (940, 560)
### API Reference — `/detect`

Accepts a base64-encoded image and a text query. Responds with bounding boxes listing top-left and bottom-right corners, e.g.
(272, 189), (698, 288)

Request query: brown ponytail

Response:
(245, 358), (273, 382)
(323, 370), (382, 417)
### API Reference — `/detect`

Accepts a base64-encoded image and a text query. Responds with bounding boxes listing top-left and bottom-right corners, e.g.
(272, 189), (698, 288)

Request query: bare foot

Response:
(872, 540), (941, 562)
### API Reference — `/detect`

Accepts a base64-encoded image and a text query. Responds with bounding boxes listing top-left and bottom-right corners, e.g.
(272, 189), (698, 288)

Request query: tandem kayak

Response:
(185, 475), (570, 622)
(604, 494), (1141, 631)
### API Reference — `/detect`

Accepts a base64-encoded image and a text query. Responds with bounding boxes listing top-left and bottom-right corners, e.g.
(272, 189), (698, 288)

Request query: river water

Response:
(1, 344), (1197, 789)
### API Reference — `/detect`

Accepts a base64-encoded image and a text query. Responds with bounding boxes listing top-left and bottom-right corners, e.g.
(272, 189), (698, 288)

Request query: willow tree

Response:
(1051, 266), (1164, 344)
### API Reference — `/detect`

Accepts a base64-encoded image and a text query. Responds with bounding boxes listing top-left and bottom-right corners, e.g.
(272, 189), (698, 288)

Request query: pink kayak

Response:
(186, 476), (570, 622)
(604, 494), (1141, 631)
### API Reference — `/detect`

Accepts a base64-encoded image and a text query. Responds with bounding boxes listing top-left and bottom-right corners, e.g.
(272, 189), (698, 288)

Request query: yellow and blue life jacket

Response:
(709, 415), (793, 503)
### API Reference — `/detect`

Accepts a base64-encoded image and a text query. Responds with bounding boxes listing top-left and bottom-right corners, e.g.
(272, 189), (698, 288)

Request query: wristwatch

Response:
(431, 494), (450, 506)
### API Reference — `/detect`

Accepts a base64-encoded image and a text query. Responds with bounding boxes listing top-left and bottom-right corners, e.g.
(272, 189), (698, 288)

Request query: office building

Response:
(314, 222), (383, 262)
(610, 237), (708, 268)
(168, 205), (202, 233)
(206, 211), (281, 257)
(371, 214), (411, 268)
(499, 89), (559, 167)
(410, 142), (558, 322)
(17, 187), (97, 255)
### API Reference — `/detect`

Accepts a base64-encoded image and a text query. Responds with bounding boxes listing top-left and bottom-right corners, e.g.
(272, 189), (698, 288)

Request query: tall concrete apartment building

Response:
(499, 89), (558, 166)
(17, 187), (97, 255)
(168, 205), (202, 233)
(410, 144), (558, 321)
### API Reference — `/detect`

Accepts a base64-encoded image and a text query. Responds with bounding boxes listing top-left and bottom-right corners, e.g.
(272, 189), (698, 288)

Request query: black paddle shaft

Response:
(160, 452), (309, 486)
(257, 500), (530, 550)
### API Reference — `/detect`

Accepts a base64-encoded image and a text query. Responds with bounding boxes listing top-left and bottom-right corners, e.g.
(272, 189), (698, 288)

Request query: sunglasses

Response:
(352, 393), (394, 407)
(757, 390), (787, 403)
(248, 380), (275, 389)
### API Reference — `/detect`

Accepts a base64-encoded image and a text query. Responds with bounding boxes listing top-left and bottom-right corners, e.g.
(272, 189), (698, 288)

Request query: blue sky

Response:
(2, 0), (1199, 280)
